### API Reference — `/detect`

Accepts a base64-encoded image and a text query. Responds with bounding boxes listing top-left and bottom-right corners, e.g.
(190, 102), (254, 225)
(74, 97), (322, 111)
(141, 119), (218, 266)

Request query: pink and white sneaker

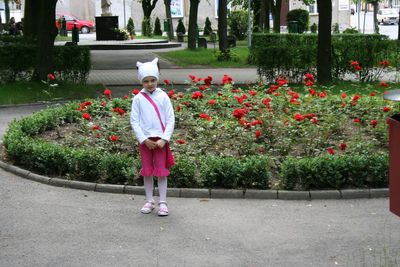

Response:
(141, 201), (155, 214)
(158, 202), (169, 216)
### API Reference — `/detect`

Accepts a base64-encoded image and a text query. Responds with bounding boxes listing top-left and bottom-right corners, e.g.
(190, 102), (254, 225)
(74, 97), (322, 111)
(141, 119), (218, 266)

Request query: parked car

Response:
(55, 13), (95, 34)
(377, 8), (399, 25)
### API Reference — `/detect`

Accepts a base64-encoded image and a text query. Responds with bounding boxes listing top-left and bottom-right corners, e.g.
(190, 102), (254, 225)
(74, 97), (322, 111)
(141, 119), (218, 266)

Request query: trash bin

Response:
(384, 89), (400, 218)
(288, 21), (298, 33)
(163, 20), (169, 32)
(198, 37), (207, 48)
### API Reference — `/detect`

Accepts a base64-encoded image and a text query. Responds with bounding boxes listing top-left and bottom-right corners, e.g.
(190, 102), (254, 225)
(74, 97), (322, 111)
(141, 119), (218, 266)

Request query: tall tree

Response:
(188, 0), (200, 49)
(271, 0), (282, 33)
(218, 0), (228, 52)
(316, 0), (332, 84)
(4, 0), (10, 22)
(24, 0), (58, 81)
(164, 0), (174, 40)
(141, 0), (158, 18)
(366, 0), (381, 34)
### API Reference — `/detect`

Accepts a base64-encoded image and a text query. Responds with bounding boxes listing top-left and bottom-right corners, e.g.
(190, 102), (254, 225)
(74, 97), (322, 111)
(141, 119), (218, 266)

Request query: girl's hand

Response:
(156, 139), (166, 148)
(144, 139), (157, 150)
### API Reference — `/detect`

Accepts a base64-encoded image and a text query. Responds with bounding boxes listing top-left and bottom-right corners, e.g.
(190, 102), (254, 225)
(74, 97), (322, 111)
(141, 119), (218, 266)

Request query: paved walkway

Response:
(1, 39), (400, 266)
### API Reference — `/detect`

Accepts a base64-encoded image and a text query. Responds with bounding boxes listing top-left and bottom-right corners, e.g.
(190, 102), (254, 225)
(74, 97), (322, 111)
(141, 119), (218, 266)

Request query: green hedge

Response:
(250, 33), (398, 83)
(280, 154), (388, 190)
(0, 42), (91, 83)
(3, 104), (389, 189)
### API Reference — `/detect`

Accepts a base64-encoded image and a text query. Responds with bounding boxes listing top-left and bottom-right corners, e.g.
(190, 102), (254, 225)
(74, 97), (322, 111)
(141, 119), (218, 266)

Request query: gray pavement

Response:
(1, 41), (400, 267)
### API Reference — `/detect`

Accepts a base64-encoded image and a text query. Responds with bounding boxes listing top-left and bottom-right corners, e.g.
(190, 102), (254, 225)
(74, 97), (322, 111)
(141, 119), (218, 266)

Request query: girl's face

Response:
(142, 76), (157, 93)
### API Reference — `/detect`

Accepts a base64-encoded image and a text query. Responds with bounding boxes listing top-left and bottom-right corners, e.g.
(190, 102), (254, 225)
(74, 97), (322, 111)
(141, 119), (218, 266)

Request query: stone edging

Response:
(0, 160), (388, 200)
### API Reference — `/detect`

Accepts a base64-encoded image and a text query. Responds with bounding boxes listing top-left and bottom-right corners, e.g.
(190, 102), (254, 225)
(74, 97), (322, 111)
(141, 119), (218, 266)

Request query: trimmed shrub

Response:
(310, 23), (317, 33)
(154, 17), (163, 36)
(203, 17), (213, 36)
(286, 9), (310, 33)
(127, 17), (135, 35)
(142, 18), (152, 37)
(169, 155), (200, 188)
(176, 19), (186, 35)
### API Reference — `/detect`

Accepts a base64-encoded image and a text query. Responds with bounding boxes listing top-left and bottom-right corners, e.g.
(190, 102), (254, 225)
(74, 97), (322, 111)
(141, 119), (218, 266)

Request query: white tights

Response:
(143, 176), (167, 203)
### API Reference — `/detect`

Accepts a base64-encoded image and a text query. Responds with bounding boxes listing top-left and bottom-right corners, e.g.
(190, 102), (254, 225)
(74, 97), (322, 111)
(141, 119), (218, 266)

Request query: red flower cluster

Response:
(304, 73), (314, 87)
(208, 99), (217, 105)
(199, 113), (212, 121)
(164, 79), (171, 85)
(191, 91), (203, 100)
(109, 135), (119, 142)
(233, 108), (247, 119)
(204, 75), (213, 86)
(222, 74), (233, 84)
(176, 139), (186, 144)
(168, 90), (175, 98)
(352, 95), (360, 106)
(113, 107), (126, 116)
(47, 73), (56, 81)
(379, 81), (389, 88)
(379, 60), (390, 68)
(350, 61), (362, 71)
(132, 89), (140, 95)
(370, 120), (378, 128)
(77, 101), (92, 111)
(82, 113), (91, 120)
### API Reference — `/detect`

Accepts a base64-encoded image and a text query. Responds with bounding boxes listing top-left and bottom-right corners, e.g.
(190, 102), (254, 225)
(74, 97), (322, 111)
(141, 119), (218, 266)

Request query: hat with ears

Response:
(136, 57), (160, 83)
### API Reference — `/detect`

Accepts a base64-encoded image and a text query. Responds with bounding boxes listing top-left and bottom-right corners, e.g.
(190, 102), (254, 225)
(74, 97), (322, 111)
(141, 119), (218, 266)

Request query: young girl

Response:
(130, 57), (175, 216)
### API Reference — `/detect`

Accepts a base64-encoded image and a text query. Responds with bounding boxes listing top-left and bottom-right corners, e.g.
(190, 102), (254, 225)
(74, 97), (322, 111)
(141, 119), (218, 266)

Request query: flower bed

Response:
(3, 74), (397, 190)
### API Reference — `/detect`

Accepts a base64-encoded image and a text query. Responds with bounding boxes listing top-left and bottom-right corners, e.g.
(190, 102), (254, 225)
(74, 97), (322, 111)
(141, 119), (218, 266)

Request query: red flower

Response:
(164, 79), (170, 85)
(234, 95), (244, 104)
(294, 113), (304, 121)
(208, 99), (216, 105)
(379, 60), (390, 68)
(168, 90), (175, 98)
(327, 147), (336, 155)
(342, 102), (346, 108)
(189, 74), (196, 81)
(177, 104), (181, 112)
(369, 92), (376, 96)
(350, 61), (360, 66)
(222, 74), (233, 84)
(304, 73), (314, 83)
(341, 93), (347, 99)
(310, 117), (318, 124)
(233, 108), (247, 119)
(354, 65), (362, 71)
(199, 113), (212, 121)
(305, 81), (314, 87)
(262, 97), (271, 105)
(47, 73), (55, 81)
(82, 113), (91, 120)
(318, 91), (327, 98)
(204, 75), (213, 86)
(183, 101), (189, 106)
(249, 90), (257, 96)
(176, 139), (186, 144)
(309, 89), (316, 96)
(123, 95), (129, 99)
(255, 130), (261, 138)
(132, 89), (140, 95)
(379, 81), (389, 88)
(191, 91), (203, 100)
(370, 120), (378, 128)
(352, 95), (360, 102)
(109, 135), (119, 142)
(113, 107), (126, 116)
(339, 143), (347, 151)
(266, 84), (279, 94)
(383, 106), (391, 112)
(199, 85), (206, 91)
(277, 78), (287, 86)
(101, 101), (107, 107)
(103, 89), (112, 97)
(92, 125), (100, 131)
(353, 118), (361, 123)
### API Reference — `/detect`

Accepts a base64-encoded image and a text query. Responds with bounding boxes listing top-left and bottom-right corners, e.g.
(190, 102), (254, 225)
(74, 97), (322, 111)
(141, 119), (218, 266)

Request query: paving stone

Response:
(210, 189), (244, 199)
(310, 190), (341, 199)
(245, 189), (278, 199)
(278, 190), (311, 200)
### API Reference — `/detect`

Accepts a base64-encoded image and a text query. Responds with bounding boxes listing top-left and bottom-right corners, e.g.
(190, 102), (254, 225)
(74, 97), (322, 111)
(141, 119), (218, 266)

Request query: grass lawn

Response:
(55, 35), (72, 42)
(0, 82), (104, 105)
(156, 47), (253, 68)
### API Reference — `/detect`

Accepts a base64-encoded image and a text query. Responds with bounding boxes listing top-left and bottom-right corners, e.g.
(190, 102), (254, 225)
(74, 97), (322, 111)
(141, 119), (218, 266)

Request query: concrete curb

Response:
(0, 160), (389, 200)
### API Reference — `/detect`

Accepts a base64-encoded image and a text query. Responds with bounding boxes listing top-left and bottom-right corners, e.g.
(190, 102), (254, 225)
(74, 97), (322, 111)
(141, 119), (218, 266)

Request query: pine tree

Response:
(176, 19), (186, 35)
(203, 17), (213, 36)
(154, 17), (162, 36)
(127, 17), (135, 35)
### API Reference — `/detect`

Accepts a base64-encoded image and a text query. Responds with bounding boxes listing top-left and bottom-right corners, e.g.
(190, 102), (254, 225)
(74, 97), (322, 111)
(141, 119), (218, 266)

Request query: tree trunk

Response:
(398, 9), (400, 40)
(373, 1), (379, 34)
(188, 0), (200, 50)
(5, 0), (10, 23)
(23, 0), (36, 40)
(265, 0), (271, 32)
(33, 0), (58, 81)
(142, 0), (158, 18)
(164, 0), (174, 39)
(317, 0), (332, 84)
(218, 0), (228, 52)
(259, 0), (266, 31)
(272, 0), (282, 33)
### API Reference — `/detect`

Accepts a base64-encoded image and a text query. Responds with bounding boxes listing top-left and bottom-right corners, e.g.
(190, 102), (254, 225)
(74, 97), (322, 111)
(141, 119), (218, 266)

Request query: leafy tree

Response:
(287, 8), (310, 33)
(188, 0), (200, 49)
(228, 10), (248, 40)
(163, 0), (174, 39)
(203, 17), (213, 36)
(140, 0), (158, 36)
(154, 17), (163, 35)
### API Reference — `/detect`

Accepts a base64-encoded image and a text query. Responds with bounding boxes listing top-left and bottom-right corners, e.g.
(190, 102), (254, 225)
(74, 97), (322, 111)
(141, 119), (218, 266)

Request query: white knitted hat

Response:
(136, 57), (160, 83)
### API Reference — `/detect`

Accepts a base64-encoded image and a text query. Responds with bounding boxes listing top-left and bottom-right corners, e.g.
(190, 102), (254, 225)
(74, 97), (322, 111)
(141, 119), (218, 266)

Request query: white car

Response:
(377, 8), (399, 25)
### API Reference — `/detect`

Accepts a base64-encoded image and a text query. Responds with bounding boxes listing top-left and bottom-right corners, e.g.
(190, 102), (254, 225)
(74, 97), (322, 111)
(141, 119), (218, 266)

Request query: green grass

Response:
(0, 82), (104, 105)
(156, 47), (253, 68)
(55, 35), (72, 42)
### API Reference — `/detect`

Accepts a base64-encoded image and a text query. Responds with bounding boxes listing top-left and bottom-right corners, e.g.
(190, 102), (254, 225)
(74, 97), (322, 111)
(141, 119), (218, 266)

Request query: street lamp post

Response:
(123, 0), (126, 27)
(247, 0), (251, 48)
